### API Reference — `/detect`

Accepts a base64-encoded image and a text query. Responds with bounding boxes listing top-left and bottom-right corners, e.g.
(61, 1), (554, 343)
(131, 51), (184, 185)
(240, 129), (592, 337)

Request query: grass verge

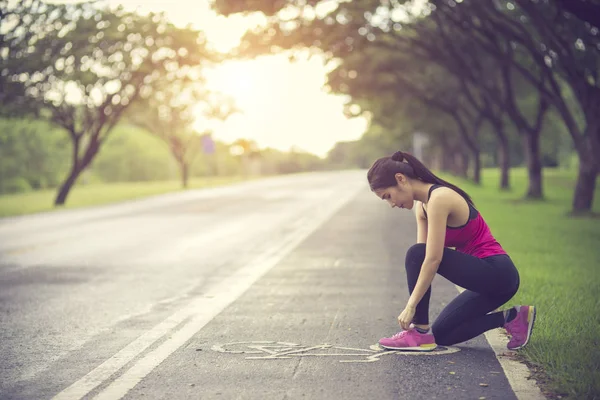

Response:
(0, 176), (250, 218)
(440, 168), (600, 399)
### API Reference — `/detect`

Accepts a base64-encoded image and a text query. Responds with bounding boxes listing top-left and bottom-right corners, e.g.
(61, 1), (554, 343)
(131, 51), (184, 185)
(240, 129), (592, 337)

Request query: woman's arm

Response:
(406, 191), (450, 309)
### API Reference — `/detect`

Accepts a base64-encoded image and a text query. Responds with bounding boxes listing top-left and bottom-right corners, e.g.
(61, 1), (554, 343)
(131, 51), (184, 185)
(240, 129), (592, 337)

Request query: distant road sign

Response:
(201, 135), (215, 154)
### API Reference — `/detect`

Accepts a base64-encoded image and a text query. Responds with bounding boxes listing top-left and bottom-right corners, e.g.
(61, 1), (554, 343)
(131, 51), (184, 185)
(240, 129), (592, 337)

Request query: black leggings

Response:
(405, 244), (520, 346)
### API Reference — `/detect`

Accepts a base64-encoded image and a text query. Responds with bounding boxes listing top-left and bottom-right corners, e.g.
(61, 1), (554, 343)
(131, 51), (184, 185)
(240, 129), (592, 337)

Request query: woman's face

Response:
(373, 174), (414, 210)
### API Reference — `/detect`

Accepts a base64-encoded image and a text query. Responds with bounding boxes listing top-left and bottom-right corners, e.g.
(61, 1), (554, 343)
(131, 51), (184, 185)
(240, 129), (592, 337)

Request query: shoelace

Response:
(391, 330), (410, 340)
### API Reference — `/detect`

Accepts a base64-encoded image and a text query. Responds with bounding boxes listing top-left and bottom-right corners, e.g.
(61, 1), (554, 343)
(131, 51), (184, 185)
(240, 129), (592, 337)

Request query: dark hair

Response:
(367, 150), (474, 206)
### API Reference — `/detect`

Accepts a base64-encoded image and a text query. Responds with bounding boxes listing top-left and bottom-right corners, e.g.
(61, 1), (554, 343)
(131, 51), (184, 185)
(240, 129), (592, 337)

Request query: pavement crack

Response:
(291, 357), (302, 380)
(324, 308), (340, 343)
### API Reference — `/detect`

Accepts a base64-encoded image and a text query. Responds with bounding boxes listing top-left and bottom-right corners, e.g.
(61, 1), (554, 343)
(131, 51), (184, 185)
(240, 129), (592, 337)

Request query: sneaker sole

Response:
(509, 306), (537, 350)
(379, 344), (437, 352)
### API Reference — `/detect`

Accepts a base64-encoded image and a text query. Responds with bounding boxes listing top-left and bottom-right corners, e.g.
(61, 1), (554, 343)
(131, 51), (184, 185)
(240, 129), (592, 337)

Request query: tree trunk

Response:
(441, 150), (452, 173)
(498, 146), (510, 190)
(471, 148), (481, 185)
(462, 153), (470, 177)
(180, 162), (189, 189)
(438, 139), (453, 173)
(456, 152), (468, 178)
(54, 165), (84, 206)
(550, 88), (600, 212)
(572, 157), (598, 214)
(55, 136), (84, 206)
(497, 130), (511, 190)
(523, 131), (543, 199)
(571, 116), (600, 213)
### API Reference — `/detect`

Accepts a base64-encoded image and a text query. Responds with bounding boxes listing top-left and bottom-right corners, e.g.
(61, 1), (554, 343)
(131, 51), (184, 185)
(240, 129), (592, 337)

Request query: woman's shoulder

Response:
(428, 186), (473, 211)
(428, 185), (459, 202)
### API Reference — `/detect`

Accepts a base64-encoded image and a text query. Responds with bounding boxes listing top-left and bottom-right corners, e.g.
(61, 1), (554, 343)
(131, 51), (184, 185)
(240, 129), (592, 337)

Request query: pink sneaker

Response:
(504, 305), (537, 350)
(379, 329), (437, 351)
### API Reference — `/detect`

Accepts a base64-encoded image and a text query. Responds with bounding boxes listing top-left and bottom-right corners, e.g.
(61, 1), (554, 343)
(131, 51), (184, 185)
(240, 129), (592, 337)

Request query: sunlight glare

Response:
(100, 0), (368, 157)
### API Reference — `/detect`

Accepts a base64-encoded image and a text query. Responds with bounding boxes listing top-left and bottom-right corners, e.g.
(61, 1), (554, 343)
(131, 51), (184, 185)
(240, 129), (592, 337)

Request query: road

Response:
(0, 171), (519, 399)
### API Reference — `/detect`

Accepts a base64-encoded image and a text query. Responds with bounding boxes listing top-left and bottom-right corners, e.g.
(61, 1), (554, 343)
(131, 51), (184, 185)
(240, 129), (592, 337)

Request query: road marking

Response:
(51, 182), (364, 400)
(212, 341), (460, 363)
(454, 285), (546, 400)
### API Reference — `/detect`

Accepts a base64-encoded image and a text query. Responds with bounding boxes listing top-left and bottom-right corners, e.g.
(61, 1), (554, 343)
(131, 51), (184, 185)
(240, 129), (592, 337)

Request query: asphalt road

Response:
(0, 171), (518, 399)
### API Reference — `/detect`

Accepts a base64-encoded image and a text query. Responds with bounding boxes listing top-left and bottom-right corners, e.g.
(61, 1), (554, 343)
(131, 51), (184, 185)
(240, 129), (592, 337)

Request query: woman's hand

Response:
(397, 305), (416, 330)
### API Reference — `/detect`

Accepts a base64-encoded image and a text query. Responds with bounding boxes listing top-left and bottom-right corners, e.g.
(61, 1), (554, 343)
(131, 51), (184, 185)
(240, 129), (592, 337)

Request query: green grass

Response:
(440, 168), (600, 400)
(0, 176), (251, 217)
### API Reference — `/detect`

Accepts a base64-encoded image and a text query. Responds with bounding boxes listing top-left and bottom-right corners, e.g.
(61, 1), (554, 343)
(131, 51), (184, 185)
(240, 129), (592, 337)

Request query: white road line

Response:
(52, 182), (364, 400)
(454, 286), (546, 400)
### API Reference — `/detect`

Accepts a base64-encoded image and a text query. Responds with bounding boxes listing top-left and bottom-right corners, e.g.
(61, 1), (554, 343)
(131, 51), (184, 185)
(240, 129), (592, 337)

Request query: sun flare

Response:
(205, 60), (264, 109)
(105, 0), (368, 157)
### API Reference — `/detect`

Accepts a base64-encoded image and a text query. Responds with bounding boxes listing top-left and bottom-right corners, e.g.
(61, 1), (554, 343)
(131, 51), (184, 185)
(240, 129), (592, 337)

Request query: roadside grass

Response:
(439, 168), (600, 399)
(0, 176), (250, 218)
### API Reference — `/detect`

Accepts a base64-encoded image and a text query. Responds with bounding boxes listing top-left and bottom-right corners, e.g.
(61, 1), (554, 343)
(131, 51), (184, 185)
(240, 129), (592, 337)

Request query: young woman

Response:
(367, 150), (536, 351)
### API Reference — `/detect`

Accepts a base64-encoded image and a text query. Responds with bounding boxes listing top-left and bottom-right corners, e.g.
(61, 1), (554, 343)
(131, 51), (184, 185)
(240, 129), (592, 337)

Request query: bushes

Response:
(90, 125), (176, 183)
(1, 118), (330, 197)
(0, 120), (179, 194)
(0, 119), (70, 194)
(1, 177), (32, 194)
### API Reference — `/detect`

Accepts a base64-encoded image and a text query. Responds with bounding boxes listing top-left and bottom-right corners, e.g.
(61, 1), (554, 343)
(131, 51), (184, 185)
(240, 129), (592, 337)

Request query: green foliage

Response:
(190, 141), (239, 177)
(89, 124), (176, 182)
(1, 0), (219, 204)
(0, 118), (183, 192)
(326, 123), (414, 169)
(0, 116), (332, 194)
(273, 149), (326, 174)
(2, 177), (32, 194)
(0, 118), (70, 194)
(126, 78), (240, 187)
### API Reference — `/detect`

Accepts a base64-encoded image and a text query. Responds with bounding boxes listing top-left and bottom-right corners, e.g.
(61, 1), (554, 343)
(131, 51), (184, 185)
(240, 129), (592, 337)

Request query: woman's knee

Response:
(431, 320), (446, 340)
(431, 324), (455, 346)
(432, 332), (454, 346)
(497, 274), (520, 300)
(405, 243), (426, 270)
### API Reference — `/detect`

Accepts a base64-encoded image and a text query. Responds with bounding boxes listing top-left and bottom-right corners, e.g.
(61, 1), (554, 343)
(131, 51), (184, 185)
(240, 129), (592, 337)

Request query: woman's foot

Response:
(504, 305), (537, 350)
(379, 329), (437, 351)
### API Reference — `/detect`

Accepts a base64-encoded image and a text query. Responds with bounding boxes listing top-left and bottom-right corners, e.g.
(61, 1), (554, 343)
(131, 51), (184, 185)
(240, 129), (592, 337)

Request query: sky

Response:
(106, 0), (369, 158)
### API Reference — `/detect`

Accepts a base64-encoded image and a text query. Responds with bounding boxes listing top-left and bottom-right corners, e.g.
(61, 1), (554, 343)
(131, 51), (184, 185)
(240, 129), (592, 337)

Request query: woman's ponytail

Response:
(391, 151), (404, 162)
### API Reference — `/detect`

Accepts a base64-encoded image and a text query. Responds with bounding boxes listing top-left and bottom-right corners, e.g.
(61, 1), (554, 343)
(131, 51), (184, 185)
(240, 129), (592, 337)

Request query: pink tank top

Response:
(424, 185), (506, 258)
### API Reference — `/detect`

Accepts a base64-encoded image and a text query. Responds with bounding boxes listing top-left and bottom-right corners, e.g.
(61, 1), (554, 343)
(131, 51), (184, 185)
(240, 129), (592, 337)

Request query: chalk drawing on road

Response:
(211, 341), (460, 363)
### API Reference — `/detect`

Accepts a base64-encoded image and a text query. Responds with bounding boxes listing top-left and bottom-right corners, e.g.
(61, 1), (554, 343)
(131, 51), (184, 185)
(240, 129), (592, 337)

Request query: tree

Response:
(218, 0), (490, 182)
(128, 83), (239, 188)
(400, 10), (548, 191)
(418, 2), (551, 196)
(213, 0), (599, 212)
(515, 0), (600, 212)
(1, 1), (215, 205)
(430, 0), (599, 211)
